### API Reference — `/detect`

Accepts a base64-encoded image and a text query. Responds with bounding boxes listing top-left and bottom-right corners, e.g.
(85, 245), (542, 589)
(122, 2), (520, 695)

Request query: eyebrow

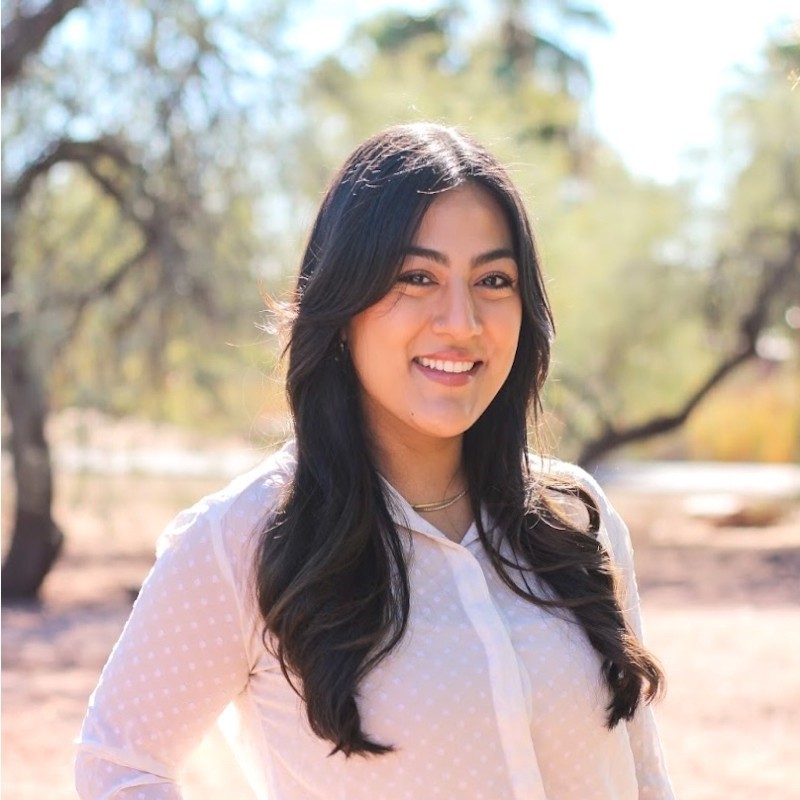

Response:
(402, 245), (516, 268)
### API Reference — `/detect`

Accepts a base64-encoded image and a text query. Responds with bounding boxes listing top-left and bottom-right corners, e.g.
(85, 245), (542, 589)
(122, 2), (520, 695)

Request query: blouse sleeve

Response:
(589, 477), (677, 800)
(74, 500), (255, 799)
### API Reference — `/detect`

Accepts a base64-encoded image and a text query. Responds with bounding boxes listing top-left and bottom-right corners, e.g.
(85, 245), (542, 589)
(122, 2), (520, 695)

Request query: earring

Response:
(335, 336), (347, 362)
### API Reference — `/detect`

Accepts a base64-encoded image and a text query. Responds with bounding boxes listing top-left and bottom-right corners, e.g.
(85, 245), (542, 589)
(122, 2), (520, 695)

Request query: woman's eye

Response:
(397, 272), (433, 287)
(479, 273), (515, 289)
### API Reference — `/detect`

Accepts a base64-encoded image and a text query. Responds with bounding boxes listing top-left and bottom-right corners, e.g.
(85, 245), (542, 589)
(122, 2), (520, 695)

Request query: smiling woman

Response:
(347, 184), (523, 511)
(75, 123), (675, 800)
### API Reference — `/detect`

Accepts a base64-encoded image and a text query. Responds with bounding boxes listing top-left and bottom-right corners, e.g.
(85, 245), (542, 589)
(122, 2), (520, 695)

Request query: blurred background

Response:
(2, 1), (799, 798)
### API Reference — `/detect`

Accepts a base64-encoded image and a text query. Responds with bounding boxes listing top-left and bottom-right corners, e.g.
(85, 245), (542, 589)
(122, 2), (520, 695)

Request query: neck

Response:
(369, 431), (475, 544)
(370, 434), (466, 509)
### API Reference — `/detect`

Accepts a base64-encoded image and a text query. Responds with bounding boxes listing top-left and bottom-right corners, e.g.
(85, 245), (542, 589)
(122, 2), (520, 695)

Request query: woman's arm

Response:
(75, 502), (254, 799)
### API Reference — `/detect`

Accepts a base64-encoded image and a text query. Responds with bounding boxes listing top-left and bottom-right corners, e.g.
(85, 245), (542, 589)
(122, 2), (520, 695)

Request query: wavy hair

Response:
(256, 122), (663, 757)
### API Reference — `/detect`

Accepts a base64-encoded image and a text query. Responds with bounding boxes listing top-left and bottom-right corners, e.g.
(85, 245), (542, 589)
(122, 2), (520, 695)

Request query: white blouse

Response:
(75, 443), (675, 799)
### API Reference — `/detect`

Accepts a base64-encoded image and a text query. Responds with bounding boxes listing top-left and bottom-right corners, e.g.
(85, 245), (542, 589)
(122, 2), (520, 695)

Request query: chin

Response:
(414, 417), (480, 440)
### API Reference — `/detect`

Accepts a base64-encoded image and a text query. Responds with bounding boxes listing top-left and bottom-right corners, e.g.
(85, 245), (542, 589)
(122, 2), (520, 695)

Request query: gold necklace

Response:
(411, 488), (468, 513)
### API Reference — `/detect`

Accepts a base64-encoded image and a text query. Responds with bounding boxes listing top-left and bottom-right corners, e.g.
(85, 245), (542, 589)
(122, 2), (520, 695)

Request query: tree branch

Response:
(4, 135), (186, 267)
(4, 132), (196, 364)
(576, 347), (755, 467)
(577, 229), (800, 467)
(5, 137), (134, 207)
(553, 369), (616, 430)
(1, 0), (85, 86)
(74, 244), (151, 316)
(44, 245), (153, 363)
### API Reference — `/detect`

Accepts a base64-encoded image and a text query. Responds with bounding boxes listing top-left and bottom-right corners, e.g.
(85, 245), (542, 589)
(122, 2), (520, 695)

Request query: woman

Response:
(76, 123), (675, 799)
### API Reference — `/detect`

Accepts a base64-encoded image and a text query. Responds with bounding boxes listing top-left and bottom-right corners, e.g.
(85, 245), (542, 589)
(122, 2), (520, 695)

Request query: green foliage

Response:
(3, 0), (296, 436)
(12, 153), (276, 433)
(292, 6), (586, 184)
(4, 0), (796, 460)
(707, 30), (800, 343)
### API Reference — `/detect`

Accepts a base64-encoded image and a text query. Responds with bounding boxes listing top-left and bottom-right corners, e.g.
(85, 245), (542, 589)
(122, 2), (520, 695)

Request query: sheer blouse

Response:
(75, 443), (674, 799)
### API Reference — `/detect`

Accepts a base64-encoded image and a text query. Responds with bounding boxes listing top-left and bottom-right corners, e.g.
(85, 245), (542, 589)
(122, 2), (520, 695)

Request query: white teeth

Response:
(418, 357), (475, 373)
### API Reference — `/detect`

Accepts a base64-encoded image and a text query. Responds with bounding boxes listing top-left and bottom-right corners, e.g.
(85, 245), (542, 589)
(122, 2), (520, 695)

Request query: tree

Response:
(2, 0), (90, 600)
(287, 2), (605, 211)
(494, 0), (609, 93)
(1, 0), (297, 599)
(566, 32), (800, 466)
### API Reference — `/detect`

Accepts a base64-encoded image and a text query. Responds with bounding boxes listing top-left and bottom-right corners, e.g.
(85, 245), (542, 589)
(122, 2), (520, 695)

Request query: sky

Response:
(289, 0), (798, 186)
(584, 0), (797, 184)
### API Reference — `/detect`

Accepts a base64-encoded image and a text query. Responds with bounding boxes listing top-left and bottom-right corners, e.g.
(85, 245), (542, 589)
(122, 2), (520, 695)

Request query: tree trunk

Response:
(1, 200), (63, 601)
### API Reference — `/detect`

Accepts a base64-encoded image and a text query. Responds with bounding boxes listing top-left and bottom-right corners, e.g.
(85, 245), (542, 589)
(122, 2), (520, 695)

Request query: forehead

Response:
(413, 184), (512, 245)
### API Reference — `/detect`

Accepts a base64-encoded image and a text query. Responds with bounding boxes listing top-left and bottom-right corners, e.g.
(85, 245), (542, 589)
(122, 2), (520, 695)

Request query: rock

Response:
(683, 494), (788, 527)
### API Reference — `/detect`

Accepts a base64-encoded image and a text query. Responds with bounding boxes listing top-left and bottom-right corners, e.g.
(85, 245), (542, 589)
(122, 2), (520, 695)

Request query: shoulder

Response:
(156, 440), (297, 565)
(526, 452), (630, 564)
(527, 452), (600, 492)
(526, 452), (612, 513)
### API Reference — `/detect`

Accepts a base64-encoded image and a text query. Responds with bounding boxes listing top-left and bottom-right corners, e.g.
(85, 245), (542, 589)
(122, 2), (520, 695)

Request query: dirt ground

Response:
(2, 456), (800, 800)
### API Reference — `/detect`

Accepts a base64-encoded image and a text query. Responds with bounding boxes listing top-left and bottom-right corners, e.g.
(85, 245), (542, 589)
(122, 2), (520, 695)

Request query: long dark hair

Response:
(256, 122), (663, 757)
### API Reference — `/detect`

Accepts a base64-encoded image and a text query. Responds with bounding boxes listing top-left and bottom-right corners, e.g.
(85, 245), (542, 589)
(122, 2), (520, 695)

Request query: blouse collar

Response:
(379, 475), (485, 549)
(277, 441), (486, 548)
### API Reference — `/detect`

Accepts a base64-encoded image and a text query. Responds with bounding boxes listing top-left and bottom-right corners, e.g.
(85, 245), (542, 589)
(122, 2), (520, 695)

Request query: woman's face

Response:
(346, 183), (522, 453)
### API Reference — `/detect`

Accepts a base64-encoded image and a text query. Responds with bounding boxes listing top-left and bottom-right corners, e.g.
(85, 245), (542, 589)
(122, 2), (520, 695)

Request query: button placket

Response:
(434, 537), (548, 800)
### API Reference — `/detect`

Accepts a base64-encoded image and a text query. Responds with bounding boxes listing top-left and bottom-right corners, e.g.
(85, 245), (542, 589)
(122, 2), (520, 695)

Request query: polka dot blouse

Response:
(75, 443), (675, 799)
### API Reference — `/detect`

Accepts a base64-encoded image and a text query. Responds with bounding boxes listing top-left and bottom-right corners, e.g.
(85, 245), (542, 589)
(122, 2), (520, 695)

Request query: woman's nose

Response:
(431, 282), (483, 338)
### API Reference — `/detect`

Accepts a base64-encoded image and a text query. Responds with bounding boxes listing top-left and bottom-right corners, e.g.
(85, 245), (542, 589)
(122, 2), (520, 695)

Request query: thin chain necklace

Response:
(411, 488), (468, 513)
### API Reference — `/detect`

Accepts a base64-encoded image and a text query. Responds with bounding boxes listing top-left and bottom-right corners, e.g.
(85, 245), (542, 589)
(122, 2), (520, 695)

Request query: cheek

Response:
(491, 303), (523, 355)
(347, 315), (404, 387)
(348, 297), (416, 359)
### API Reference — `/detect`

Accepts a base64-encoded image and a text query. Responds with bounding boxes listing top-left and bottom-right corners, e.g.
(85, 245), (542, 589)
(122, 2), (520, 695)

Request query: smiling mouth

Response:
(415, 357), (479, 374)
